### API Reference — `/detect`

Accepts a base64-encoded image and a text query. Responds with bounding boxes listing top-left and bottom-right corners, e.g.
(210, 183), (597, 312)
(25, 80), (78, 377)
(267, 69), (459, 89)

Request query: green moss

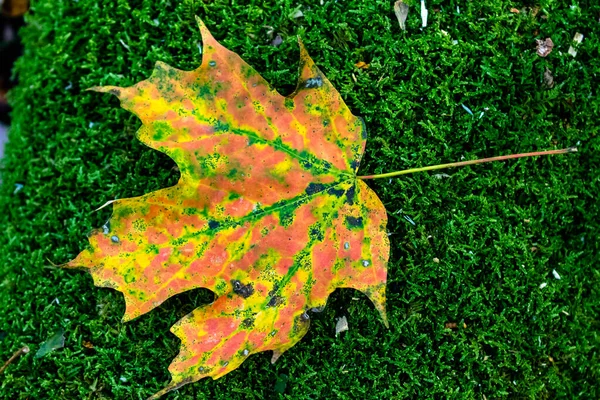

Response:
(0, 0), (598, 399)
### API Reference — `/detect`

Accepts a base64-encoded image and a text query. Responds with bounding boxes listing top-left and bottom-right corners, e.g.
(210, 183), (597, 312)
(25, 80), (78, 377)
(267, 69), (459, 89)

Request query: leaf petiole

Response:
(358, 147), (577, 180)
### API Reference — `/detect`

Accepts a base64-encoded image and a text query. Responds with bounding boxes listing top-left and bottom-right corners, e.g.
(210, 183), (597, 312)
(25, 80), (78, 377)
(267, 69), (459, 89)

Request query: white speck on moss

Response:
(552, 270), (561, 280)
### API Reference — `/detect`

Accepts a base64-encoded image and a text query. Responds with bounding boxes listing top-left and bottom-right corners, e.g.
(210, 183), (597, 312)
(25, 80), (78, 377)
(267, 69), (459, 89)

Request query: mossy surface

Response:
(1, 1), (598, 398)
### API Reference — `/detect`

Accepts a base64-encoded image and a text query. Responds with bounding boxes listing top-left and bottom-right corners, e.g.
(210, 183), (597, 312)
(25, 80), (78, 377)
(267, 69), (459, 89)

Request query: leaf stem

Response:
(358, 147), (577, 180)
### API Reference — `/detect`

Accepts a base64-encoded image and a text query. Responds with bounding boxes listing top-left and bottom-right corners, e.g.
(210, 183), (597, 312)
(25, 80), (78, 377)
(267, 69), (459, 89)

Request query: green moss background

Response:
(1, 0), (599, 398)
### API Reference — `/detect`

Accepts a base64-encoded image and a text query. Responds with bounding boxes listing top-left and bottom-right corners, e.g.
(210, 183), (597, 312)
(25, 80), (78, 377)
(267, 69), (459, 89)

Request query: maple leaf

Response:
(66, 17), (389, 397)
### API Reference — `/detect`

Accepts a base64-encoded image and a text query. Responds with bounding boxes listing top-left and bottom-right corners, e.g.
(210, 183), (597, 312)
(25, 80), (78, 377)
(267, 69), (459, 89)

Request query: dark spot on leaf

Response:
(267, 296), (284, 308)
(241, 318), (254, 328)
(309, 224), (324, 241)
(208, 220), (220, 230)
(209, 60), (217, 67)
(111, 235), (120, 243)
(268, 284), (279, 297)
(345, 216), (363, 229)
(301, 162), (313, 170)
(109, 89), (121, 97)
(305, 183), (325, 195)
(327, 187), (345, 198)
(350, 160), (359, 170)
(278, 206), (295, 227)
(213, 120), (230, 132)
(345, 184), (356, 205)
(284, 98), (295, 110)
(231, 280), (254, 298)
(215, 280), (227, 292)
(197, 84), (215, 100)
(304, 76), (323, 88)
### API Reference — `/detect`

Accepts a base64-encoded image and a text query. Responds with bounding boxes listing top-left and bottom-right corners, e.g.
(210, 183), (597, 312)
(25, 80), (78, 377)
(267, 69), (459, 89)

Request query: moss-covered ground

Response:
(1, 0), (598, 398)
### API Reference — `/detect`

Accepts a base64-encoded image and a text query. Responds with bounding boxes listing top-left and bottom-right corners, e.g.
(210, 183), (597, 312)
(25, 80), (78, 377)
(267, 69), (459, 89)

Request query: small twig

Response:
(0, 346), (30, 374)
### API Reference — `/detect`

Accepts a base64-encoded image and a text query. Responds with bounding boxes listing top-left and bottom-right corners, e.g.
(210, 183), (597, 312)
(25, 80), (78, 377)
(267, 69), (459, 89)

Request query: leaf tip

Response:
(195, 15), (216, 47)
(62, 250), (92, 271)
(87, 86), (124, 99)
(296, 36), (310, 61)
(360, 284), (389, 329)
(193, 15), (205, 29)
(381, 314), (390, 329)
(48, 256), (69, 269)
(94, 199), (117, 212)
(271, 350), (283, 364)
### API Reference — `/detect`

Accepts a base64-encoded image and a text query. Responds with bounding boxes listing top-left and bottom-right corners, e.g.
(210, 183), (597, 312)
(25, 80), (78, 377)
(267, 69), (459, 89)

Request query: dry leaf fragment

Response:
(445, 322), (457, 329)
(335, 316), (349, 336)
(35, 329), (65, 358)
(510, 8), (520, 14)
(271, 34), (283, 47)
(543, 67), (555, 88)
(568, 32), (584, 57)
(355, 61), (370, 69)
(536, 38), (554, 57)
(420, 0), (428, 28)
(394, 1), (409, 31)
